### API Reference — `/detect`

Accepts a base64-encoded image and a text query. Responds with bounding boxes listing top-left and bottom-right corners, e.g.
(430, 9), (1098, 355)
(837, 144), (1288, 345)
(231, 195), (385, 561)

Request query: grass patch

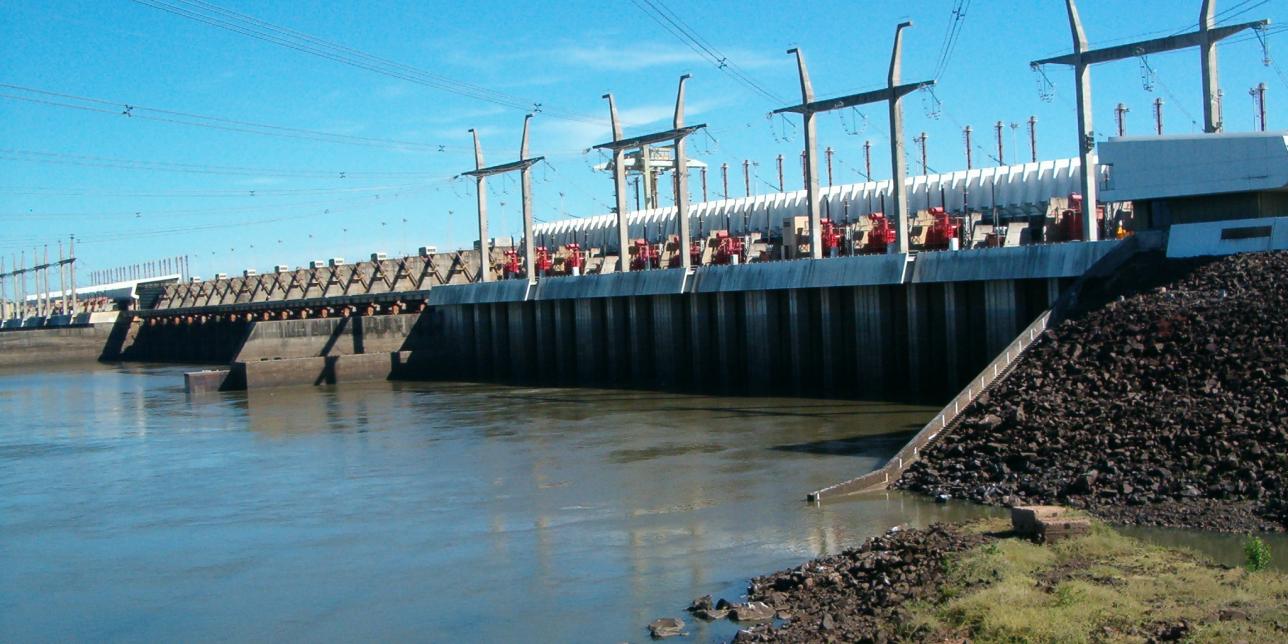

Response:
(906, 519), (1288, 642)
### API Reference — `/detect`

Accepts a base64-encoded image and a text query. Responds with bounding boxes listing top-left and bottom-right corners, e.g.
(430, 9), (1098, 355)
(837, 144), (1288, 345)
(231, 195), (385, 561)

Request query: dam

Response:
(8, 132), (1288, 407)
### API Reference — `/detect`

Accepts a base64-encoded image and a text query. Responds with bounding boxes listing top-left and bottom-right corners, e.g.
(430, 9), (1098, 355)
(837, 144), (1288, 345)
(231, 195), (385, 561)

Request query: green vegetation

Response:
(903, 519), (1288, 642)
(1245, 535), (1272, 572)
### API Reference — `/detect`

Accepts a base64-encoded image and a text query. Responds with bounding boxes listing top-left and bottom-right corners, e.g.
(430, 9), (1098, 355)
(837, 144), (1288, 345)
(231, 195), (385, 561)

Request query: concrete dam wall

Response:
(416, 278), (1063, 402)
(405, 243), (1121, 401)
(0, 320), (127, 368)
(122, 313), (426, 365)
(122, 241), (1126, 398)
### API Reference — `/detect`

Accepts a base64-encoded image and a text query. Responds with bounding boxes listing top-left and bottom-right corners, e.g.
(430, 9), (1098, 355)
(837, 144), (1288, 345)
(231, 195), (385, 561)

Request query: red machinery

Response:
(535, 246), (554, 275)
(821, 219), (844, 256)
(713, 230), (744, 264)
(1060, 194), (1084, 241)
(502, 248), (523, 279)
(924, 207), (960, 251)
(861, 213), (897, 254)
(630, 239), (659, 271)
(1058, 193), (1106, 241)
(665, 236), (703, 268)
(563, 243), (583, 275)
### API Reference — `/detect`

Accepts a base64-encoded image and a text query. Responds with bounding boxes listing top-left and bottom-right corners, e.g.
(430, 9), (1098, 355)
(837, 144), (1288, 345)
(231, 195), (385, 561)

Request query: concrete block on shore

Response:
(1011, 505), (1090, 544)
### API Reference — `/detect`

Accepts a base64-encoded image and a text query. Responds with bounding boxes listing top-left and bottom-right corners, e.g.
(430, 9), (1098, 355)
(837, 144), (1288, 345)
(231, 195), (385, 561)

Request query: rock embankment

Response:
(730, 524), (984, 642)
(897, 251), (1288, 532)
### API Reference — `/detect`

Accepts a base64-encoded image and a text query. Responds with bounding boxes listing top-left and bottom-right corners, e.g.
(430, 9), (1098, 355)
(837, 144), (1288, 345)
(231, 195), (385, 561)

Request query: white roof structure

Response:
(1099, 131), (1288, 202)
(24, 274), (183, 302)
(533, 157), (1090, 250)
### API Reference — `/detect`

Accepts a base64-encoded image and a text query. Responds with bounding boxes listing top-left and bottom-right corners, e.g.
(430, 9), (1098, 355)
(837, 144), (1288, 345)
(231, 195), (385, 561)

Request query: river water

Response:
(2, 363), (1281, 642)
(1, 363), (992, 642)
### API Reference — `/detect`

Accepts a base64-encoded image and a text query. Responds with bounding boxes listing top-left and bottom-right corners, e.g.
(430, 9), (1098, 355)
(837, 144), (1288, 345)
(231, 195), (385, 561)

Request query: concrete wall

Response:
(0, 322), (122, 368)
(408, 277), (1068, 402)
(121, 318), (252, 364)
(1167, 216), (1288, 258)
(229, 352), (413, 389)
(234, 313), (424, 362)
(119, 312), (428, 365)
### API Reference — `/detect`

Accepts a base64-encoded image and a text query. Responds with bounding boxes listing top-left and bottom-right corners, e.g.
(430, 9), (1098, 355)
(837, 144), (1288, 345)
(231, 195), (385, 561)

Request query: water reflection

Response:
(4, 366), (1265, 642)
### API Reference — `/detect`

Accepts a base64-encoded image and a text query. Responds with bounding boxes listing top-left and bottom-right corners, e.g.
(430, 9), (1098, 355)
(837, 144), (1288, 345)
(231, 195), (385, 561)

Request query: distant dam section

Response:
(0, 312), (129, 368)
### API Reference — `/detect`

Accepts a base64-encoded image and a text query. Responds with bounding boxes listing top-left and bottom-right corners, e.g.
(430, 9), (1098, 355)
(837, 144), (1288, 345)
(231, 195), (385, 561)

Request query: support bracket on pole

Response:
(1032, 0), (1269, 242)
(594, 77), (707, 272)
(773, 22), (932, 256)
(462, 118), (545, 283)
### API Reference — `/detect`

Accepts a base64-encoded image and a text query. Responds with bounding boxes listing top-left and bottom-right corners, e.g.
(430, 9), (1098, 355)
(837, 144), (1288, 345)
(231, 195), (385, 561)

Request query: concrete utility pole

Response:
(825, 146), (834, 187)
(863, 140), (872, 180)
(1251, 82), (1267, 131)
(39, 246), (47, 317)
(1154, 98), (1165, 135)
(743, 160), (751, 197)
(774, 22), (932, 255)
(465, 129), (492, 282)
(700, 166), (708, 201)
(19, 252), (27, 318)
(1028, 116), (1038, 162)
(594, 76), (706, 271)
(776, 154), (785, 192)
(69, 235), (77, 314)
(58, 241), (65, 315)
(1115, 103), (1129, 136)
(463, 115), (545, 284)
(721, 162), (729, 199)
(671, 74), (695, 270)
(640, 144), (654, 210)
(914, 132), (928, 174)
(603, 94), (630, 272)
(1032, 0), (1269, 242)
(994, 121), (1005, 166)
(963, 126), (973, 169)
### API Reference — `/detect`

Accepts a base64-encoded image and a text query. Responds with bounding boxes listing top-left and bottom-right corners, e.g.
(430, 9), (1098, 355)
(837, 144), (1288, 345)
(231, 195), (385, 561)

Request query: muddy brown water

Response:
(1, 363), (1280, 642)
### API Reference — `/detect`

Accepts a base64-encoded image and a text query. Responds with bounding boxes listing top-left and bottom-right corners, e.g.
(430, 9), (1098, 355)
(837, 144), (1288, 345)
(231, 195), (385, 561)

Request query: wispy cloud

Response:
(550, 43), (780, 72)
(541, 97), (730, 153)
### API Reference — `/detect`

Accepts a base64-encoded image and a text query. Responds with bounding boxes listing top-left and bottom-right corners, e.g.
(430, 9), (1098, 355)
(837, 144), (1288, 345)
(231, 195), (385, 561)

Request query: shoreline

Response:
(659, 518), (1288, 642)
(892, 251), (1288, 535)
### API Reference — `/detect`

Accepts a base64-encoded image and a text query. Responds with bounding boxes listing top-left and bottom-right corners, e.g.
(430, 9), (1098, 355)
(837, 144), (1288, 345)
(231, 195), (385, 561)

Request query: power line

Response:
(931, 0), (972, 81)
(1, 187), (430, 219)
(1030, 1), (1271, 60)
(1168, 0), (1266, 36)
(0, 82), (450, 152)
(627, 0), (785, 104)
(0, 184), (437, 251)
(128, 0), (603, 125)
(0, 148), (443, 178)
(0, 182), (421, 198)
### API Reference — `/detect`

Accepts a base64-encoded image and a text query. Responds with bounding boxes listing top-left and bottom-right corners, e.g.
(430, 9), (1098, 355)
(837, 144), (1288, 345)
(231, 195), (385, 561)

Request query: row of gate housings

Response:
(152, 251), (490, 311)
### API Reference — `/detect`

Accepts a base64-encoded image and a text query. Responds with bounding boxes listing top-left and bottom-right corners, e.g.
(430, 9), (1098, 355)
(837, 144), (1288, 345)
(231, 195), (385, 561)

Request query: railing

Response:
(806, 308), (1054, 502)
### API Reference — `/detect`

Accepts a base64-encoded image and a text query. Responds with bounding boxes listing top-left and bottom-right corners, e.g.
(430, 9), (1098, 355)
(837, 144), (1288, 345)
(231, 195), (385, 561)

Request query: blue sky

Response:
(3, 0), (1285, 280)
